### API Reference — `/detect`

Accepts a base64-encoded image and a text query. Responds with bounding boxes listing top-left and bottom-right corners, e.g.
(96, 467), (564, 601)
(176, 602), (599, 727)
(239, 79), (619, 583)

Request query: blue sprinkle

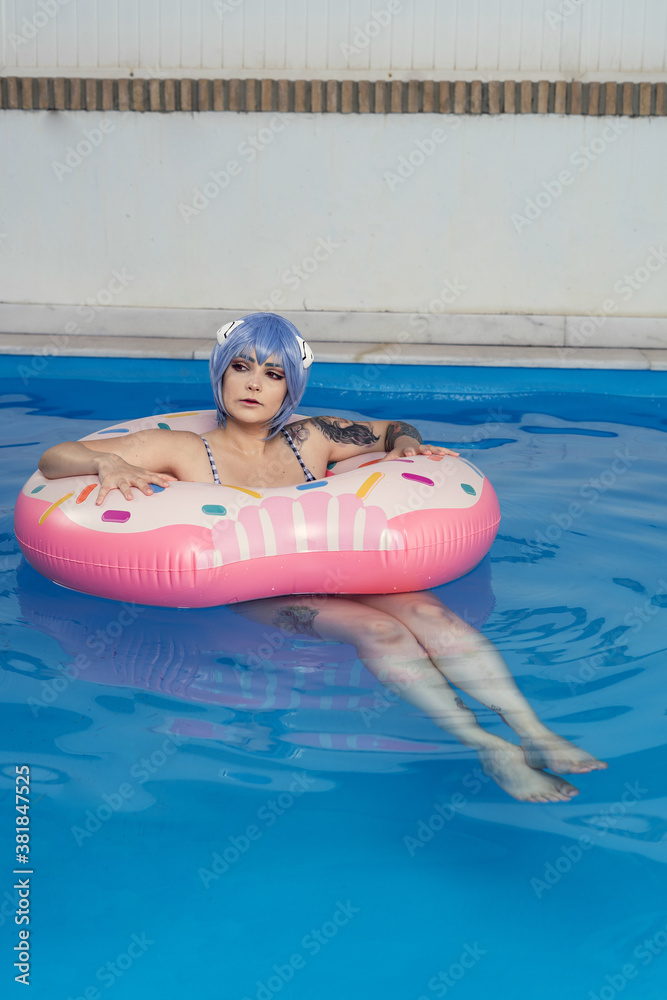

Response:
(296, 481), (327, 491)
(148, 483), (165, 493)
(157, 422), (171, 430)
(202, 504), (227, 516)
(98, 428), (129, 434)
(31, 485), (46, 494)
(461, 483), (476, 496)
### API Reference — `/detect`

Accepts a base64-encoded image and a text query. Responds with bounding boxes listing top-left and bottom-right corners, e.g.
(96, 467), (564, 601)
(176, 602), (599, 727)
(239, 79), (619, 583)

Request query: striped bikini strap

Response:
(201, 436), (221, 485)
(281, 428), (317, 482)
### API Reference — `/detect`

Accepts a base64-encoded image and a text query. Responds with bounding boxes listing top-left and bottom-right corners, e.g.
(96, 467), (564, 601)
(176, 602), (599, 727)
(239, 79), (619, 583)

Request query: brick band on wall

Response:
(1, 77), (665, 116)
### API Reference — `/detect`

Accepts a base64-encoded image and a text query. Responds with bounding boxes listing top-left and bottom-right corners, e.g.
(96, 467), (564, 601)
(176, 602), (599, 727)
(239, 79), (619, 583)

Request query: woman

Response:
(39, 312), (606, 801)
(39, 311), (452, 500)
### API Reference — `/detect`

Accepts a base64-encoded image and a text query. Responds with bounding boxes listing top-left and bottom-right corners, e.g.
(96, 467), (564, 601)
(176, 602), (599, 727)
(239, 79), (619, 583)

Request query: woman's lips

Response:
(240, 399), (261, 405)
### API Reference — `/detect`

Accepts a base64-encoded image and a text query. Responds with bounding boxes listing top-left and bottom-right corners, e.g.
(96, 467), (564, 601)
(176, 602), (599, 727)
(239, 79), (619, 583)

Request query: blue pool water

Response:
(2, 357), (667, 1000)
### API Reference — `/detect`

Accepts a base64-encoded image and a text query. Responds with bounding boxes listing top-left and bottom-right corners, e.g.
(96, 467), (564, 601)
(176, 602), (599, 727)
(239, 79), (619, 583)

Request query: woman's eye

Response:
(268, 372), (285, 380)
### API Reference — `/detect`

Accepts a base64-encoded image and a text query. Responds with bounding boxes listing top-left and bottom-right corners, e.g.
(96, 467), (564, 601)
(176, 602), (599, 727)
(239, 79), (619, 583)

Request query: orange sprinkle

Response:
(357, 459), (383, 469)
(76, 484), (97, 504)
(356, 472), (384, 499)
(38, 493), (74, 525)
(158, 411), (200, 418)
(221, 484), (263, 498)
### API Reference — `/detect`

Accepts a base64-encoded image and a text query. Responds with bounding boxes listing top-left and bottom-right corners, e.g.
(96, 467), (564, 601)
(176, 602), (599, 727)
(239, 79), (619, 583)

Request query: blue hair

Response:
(209, 312), (311, 437)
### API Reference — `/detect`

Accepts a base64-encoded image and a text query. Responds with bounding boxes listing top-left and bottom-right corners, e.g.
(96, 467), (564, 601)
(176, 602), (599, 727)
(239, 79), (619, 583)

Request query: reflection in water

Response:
(16, 558), (606, 803)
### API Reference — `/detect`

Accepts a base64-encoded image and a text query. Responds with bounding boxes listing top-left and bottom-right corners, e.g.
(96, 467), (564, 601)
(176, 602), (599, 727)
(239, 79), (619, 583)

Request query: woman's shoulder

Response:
(134, 427), (203, 443)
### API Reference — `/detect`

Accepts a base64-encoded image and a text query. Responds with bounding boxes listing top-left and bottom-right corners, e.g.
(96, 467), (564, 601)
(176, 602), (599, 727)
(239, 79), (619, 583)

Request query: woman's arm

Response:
(38, 429), (185, 504)
(288, 416), (458, 463)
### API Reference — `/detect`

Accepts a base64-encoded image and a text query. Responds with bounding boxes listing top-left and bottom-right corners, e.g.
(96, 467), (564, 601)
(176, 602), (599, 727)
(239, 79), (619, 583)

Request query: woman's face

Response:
(221, 350), (288, 425)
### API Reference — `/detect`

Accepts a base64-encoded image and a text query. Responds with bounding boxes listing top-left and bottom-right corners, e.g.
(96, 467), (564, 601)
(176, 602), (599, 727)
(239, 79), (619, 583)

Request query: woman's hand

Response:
(380, 442), (459, 461)
(95, 455), (177, 505)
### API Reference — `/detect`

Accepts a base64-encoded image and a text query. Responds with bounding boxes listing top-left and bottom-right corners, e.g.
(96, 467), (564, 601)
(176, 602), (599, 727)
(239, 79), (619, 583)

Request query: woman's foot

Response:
(478, 743), (579, 803)
(521, 732), (608, 774)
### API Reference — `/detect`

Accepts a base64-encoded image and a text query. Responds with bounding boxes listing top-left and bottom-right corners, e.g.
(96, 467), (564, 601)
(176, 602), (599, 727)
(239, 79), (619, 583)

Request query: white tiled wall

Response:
(1, 0), (666, 76)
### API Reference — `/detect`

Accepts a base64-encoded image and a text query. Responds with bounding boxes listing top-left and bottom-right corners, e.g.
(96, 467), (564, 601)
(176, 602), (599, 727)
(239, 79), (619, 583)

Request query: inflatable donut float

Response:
(14, 410), (500, 608)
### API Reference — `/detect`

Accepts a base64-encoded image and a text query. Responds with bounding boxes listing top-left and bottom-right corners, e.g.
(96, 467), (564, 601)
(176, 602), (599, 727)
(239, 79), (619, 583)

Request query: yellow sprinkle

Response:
(356, 472), (384, 499)
(158, 411), (200, 418)
(221, 484), (263, 498)
(38, 492), (74, 525)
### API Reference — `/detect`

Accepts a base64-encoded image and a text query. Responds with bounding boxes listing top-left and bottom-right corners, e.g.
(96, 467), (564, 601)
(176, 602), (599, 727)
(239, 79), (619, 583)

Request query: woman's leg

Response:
(353, 592), (607, 775)
(233, 595), (580, 802)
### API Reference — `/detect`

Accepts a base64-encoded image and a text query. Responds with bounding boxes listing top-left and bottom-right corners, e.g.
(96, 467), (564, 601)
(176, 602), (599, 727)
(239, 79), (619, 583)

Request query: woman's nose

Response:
(246, 370), (261, 390)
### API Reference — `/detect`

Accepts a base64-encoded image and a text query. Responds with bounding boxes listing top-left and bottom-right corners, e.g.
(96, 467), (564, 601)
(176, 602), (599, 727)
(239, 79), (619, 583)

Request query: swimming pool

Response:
(2, 357), (667, 1000)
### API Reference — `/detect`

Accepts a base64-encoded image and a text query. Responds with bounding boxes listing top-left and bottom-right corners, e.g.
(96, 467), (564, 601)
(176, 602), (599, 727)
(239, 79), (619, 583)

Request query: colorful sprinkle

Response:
(327, 461), (337, 470)
(356, 472), (384, 499)
(221, 484), (263, 498)
(101, 510), (131, 523)
(97, 428), (129, 434)
(76, 484), (97, 504)
(461, 483), (476, 496)
(202, 505), (227, 516)
(401, 473), (434, 487)
(31, 485), (46, 494)
(358, 458), (383, 469)
(157, 422), (171, 430)
(38, 493), (74, 525)
(159, 412), (200, 418)
(148, 483), (165, 493)
(296, 481), (327, 491)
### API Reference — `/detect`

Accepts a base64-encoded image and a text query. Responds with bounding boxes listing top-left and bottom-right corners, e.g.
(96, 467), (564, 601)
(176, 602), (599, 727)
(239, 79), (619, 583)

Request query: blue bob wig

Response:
(209, 312), (311, 437)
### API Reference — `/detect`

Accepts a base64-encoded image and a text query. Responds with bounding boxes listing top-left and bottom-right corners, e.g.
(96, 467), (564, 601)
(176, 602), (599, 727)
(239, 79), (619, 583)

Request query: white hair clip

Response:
(216, 319), (245, 343)
(216, 318), (314, 369)
(296, 334), (315, 369)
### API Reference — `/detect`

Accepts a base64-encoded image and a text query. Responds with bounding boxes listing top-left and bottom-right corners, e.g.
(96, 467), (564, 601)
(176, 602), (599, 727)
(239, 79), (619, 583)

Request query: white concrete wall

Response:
(2, 0), (666, 79)
(1, 108), (665, 324)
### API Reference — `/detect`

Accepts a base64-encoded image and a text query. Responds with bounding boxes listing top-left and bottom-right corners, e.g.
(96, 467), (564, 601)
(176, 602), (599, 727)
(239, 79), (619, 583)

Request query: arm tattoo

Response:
(283, 421), (310, 447)
(311, 417), (380, 448)
(385, 420), (423, 451)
